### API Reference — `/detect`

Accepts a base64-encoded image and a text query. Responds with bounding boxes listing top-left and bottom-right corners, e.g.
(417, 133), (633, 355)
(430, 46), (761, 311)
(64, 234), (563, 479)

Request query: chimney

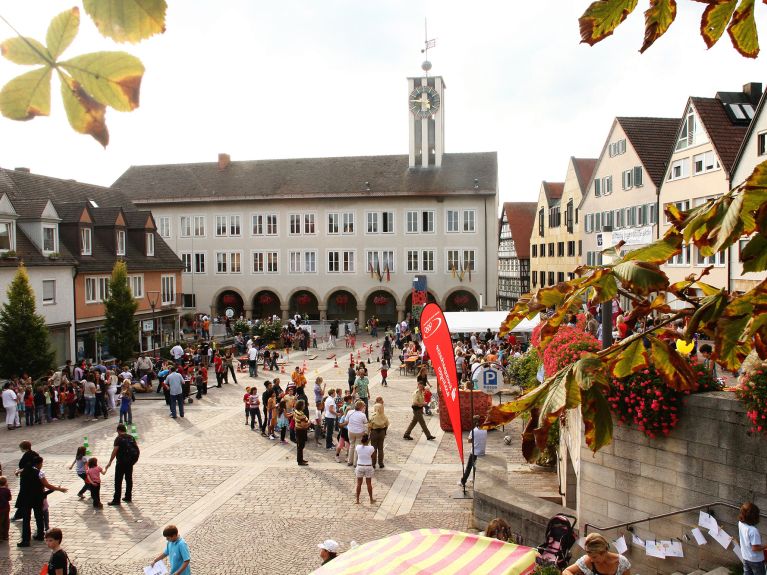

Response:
(218, 153), (230, 171)
(744, 82), (763, 105)
(14, 167), (30, 173)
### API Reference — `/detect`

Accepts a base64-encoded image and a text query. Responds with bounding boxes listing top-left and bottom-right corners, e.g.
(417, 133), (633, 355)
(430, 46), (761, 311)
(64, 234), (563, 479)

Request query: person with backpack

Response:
(104, 424), (139, 506)
(44, 527), (77, 575)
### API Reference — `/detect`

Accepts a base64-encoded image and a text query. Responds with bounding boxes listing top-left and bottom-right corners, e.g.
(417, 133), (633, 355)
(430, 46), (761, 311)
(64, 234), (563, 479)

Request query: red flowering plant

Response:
(738, 369), (767, 434)
(542, 326), (601, 377)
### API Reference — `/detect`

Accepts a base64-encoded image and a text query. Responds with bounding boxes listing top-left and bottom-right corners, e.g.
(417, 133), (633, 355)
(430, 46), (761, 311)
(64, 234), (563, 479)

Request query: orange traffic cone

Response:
(334, 357), (338, 368)
(280, 363), (285, 374)
(302, 360), (307, 374)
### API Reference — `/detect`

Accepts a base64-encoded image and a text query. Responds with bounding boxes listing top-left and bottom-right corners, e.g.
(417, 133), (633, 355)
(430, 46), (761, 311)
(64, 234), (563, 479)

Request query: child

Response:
(379, 361), (388, 388)
(65, 385), (77, 420)
(243, 387), (252, 425)
(68, 446), (90, 499)
(34, 386), (45, 424)
(0, 476), (10, 541)
(24, 387), (34, 426)
(194, 368), (206, 400)
(85, 457), (105, 509)
(119, 385), (133, 424)
(152, 525), (191, 575)
(423, 386), (433, 416)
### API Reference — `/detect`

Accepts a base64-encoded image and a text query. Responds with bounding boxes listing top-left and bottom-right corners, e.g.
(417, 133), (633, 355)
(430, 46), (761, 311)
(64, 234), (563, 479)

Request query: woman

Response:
(368, 398), (389, 469)
(484, 518), (511, 541)
(738, 502), (767, 575)
(223, 348), (238, 384)
(293, 399), (310, 466)
(563, 533), (631, 575)
(346, 400), (368, 466)
(2, 382), (18, 430)
(354, 433), (376, 505)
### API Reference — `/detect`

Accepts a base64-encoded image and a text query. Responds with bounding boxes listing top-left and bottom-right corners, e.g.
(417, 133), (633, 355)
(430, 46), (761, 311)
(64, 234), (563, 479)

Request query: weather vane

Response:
(420, 19), (436, 75)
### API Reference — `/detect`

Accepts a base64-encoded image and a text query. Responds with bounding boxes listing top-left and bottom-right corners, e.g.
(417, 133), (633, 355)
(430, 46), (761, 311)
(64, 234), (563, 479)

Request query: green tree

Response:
(103, 260), (138, 363)
(0, 264), (55, 378)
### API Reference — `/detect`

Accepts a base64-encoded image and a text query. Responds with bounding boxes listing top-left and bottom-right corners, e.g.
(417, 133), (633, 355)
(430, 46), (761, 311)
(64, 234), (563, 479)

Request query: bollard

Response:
(84, 436), (90, 456)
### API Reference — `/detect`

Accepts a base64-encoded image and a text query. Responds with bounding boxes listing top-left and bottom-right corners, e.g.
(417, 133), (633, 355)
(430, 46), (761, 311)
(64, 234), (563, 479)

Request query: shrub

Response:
(738, 369), (767, 434)
(232, 319), (250, 336)
(506, 348), (541, 390)
(255, 319), (282, 342)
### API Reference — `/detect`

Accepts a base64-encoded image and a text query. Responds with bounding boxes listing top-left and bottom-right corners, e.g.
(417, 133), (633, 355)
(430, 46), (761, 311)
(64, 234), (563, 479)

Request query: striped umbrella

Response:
(310, 528), (539, 575)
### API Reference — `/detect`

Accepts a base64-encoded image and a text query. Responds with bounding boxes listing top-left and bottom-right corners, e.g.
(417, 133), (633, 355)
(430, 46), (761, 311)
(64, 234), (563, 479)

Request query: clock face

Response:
(409, 85), (440, 119)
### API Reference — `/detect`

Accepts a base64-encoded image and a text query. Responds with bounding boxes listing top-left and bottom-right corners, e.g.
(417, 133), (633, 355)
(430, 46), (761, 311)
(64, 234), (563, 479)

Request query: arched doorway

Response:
(289, 290), (320, 320)
(365, 290), (397, 327)
(252, 290), (281, 320)
(327, 290), (358, 321)
(216, 290), (244, 318)
(445, 290), (479, 312)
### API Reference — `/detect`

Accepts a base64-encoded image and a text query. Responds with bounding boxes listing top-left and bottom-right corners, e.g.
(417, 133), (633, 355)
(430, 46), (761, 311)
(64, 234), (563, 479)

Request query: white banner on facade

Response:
(612, 226), (653, 246)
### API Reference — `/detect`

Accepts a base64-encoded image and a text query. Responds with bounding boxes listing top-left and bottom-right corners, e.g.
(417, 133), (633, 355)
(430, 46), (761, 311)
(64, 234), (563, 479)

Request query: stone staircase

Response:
(671, 567), (732, 575)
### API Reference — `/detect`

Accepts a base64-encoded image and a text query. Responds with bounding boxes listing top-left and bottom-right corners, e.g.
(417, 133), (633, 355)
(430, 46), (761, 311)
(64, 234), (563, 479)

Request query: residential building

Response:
(580, 117), (678, 266)
(659, 83), (761, 305)
(529, 157), (596, 291)
(497, 202), (536, 310)
(113, 71), (499, 325)
(0, 168), (184, 361)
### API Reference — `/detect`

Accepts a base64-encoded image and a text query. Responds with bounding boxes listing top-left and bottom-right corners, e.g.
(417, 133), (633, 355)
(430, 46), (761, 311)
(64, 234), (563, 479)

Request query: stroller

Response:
(536, 513), (577, 569)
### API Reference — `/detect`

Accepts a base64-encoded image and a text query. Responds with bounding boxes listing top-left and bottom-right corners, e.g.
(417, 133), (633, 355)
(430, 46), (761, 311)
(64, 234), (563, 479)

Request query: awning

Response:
(311, 529), (538, 575)
(443, 311), (540, 334)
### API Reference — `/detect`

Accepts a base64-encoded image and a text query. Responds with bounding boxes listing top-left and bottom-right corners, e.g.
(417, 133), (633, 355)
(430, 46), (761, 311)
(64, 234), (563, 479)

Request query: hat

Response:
(318, 539), (340, 553)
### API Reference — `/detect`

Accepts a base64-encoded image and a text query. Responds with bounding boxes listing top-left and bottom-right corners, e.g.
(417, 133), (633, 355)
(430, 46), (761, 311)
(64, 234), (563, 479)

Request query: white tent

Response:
(443, 311), (540, 334)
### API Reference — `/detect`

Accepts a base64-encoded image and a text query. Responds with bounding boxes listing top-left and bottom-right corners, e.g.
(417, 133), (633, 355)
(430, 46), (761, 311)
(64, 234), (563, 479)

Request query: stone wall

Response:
(577, 392), (767, 575)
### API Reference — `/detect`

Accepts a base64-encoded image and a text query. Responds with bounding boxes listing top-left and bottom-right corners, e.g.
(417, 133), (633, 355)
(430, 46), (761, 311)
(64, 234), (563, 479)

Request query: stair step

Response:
(703, 567), (731, 575)
(687, 570), (706, 575)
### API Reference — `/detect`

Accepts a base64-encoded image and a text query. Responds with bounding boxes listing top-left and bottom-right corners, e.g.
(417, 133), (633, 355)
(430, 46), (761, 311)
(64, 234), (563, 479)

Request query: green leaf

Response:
(610, 338), (648, 378)
(60, 52), (143, 112)
(82, 0), (167, 44)
(586, 269), (619, 303)
(641, 0), (677, 53)
(697, 0), (738, 48)
(579, 0), (639, 45)
(46, 7), (80, 60)
(612, 261), (669, 295)
(741, 234), (767, 273)
(710, 192), (745, 254)
(0, 67), (52, 120)
(484, 381), (550, 428)
(649, 336), (697, 390)
(741, 160), (767, 233)
(59, 71), (109, 147)
(727, 0), (759, 58)
(687, 289), (728, 339)
(0, 37), (51, 66)
(581, 385), (613, 454)
(620, 232), (682, 264)
(572, 356), (609, 391)
(715, 290), (754, 370)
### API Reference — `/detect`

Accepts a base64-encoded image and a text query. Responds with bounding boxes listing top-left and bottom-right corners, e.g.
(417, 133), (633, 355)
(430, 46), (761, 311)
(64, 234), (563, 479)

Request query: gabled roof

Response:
(53, 202), (93, 224)
(501, 202), (537, 259)
(13, 199), (53, 220)
(691, 97), (750, 175)
(572, 158), (598, 195)
(0, 226), (78, 268)
(731, 90), (767, 180)
(124, 210), (155, 230)
(91, 207), (125, 227)
(542, 182), (564, 204)
(112, 152), (498, 203)
(617, 117), (680, 187)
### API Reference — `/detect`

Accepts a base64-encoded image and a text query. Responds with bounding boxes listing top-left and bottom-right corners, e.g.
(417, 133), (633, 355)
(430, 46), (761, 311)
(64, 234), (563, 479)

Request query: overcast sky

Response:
(0, 1), (763, 207)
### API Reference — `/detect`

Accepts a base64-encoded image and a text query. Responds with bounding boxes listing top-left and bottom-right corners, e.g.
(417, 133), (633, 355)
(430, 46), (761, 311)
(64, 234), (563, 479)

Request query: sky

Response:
(0, 0), (764, 208)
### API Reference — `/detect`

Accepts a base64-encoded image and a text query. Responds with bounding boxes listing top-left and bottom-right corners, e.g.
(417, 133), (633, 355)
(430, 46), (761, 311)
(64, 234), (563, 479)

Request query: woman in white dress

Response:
(563, 533), (631, 575)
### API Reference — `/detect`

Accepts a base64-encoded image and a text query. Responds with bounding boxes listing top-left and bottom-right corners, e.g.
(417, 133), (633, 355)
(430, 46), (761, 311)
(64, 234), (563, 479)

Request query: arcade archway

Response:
(327, 290), (358, 321)
(289, 290), (320, 320)
(365, 290), (397, 327)
(216, 290), (244, 318)
(252, 290), (281, 320)
(444, 290), (479, 312)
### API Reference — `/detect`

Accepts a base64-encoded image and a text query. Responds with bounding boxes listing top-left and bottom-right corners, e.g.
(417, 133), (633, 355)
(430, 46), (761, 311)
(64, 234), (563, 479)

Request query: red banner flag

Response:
(420, 302), (463, 465)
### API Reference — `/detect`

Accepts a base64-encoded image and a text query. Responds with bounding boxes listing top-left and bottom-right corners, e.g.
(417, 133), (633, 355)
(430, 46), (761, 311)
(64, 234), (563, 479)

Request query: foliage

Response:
(738, 369), (767, 434)
(608, 366), (682, 438)
(254, 319), (283, 342)
(532, 562), (562, 575)
(486, 159), (767, 461)
(542, 327), (601, 377)
(103, 261), (138, 363)
(506, 348), (541, 390)
(232, 319), (250, 337)
(0, 1), (167, 145)
(536, 419), (560, 467)
(0, 264), (54, 378)
(579, 0), (762, 58)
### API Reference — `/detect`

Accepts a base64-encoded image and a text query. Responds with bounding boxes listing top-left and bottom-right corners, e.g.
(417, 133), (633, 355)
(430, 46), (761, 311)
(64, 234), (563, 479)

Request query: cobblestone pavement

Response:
(0, 336), (556, 574)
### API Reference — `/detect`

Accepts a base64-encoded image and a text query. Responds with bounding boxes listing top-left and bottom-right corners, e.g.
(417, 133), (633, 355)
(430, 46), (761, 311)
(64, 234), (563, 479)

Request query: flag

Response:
(369, 262), (374, 278)
(376, 261), (382, 281)
(385, 264), (390, 282)
(420, 303), (463, 464)
(451, 264), (456, 278)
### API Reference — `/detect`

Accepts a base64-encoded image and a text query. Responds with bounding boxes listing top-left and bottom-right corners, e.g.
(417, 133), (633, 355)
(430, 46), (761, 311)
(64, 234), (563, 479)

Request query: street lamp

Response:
(146, 290), (160, 352)
(598, 228), (614, 349)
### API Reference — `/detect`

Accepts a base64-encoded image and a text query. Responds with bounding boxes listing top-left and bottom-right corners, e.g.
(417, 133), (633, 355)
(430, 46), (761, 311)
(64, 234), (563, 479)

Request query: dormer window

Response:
(0, 222), (13, 252)
(81, 227), (92, 255)
(146, 232), (155, 256)
(116, 229), (126, 256)
(42, 225), (57, 253)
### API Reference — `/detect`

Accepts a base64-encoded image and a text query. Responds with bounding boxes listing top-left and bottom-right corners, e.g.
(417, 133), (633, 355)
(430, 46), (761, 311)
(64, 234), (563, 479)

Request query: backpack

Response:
(122, 435), (140, 466)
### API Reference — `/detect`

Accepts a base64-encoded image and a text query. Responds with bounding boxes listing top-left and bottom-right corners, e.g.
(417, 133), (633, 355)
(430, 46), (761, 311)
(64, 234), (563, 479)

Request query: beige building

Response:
(529, 157), (595, 290)
(659, 84), (761, 305)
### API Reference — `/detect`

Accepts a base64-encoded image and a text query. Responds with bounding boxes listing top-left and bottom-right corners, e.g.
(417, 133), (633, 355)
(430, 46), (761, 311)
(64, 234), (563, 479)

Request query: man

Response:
(15, 456), (45, 547)
(460, 415), (487, 487)
(248, 343), (259, 378)
(135, 353), (154, 382)
(170, 342), (185, 365)
(260, 381), (272, 435)
(2, 382), (18, 430)
(323, 389), (337, 449)
(164, 365), (185, 419)
(105, 424), (138, 505)
(352, 368), (370, 416)
(403, 381), (436, 441)
(213, 352), (224, 388)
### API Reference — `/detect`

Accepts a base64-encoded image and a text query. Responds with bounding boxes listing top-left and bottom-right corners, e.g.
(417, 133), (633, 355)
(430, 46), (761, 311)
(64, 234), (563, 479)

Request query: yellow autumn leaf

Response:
(46, 7), (80, 60)
(0, 67), (52, 120)
(727, 0), (759, 58)
(641, 0), (677, 53)
(59, 71), (109, 147)
(0, 37), (51, 66)
(60, 51), (144, 112)
(82, 0), (167, 44)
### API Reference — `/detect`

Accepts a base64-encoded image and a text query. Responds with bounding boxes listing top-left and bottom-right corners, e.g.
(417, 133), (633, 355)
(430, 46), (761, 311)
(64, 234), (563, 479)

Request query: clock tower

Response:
(408, 66), (445, 169)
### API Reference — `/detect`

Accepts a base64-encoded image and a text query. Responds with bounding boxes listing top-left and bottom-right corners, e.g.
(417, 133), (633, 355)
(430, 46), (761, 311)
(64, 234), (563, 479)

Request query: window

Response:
(463, 210), (476, 232)
(129, 275), (143, 299)
(342, 212), (354, 234)
(669, 245), (691, 265)
(230, 252), (241, 273)
(193, 216), (205, 237)
(252, 214), (264, 235)
(540, 271), (545, 287)
(447, 210), (459, 233)
(463, 250), (475, 271)
(161, 275), (176, 305)
(216, 252), (228, 273)
(558, 272), (565, 283)
(622, 169), (633, 190)
(634, 166), (643, 187)
(649, 204), (658, 224)
(216, 215), (228, 236)
(342, 250), (355, 272)
(328, 251), (340, 272)
(447, 249), (459, 272)
(540, 243), (545, 256)
(665, 200), (690, 223)
(407, 250), (419, 272)
(290, 214), (301, 235)
(194, 253), (206, 274)
(422, 250), (434, 272)
(304, 214), (315, 234)
(304, 251), (316, 273)
(407, 211), (418, 233)
(567, 241), (575, 257)
(557, 242), (565, 257)
(146, 232), (154, 256)
(594, 178), (601, 197)
(696, 247), (725, 266)
(538, 208), (545, 236)
(289, 251), (301, 273)
(609, 139), (626, 157)
(115, 230), (126, 255)
(578, 240), (582, 256)
(585, 213), (593, 233)
(566, 200), (574, 233)
(676, 109), (703, 151)
(548, 206), (561, 228)
(216, 252), (241, 274)
(42, 226), (56, 252)
(602, 176), (613, 195)
(532, 245), (537, 258)
(180, 216), (191, 238)
(85, 277), (97, 303)
(328, 213), (339, 235)
(42, 280), (55, 304)
(668, 158), (690, 180)
(80, 227), (91, 255)
(382, 212), (394, 233)
(759, 131), (767, 156)
(229, 215), (241, 236)
(367, 212), (378, 233)
(183, 294), (196, 308)
(253, 252), (264, 273)
(98, 277), (110, 302)
(548, 243), (555, 257)
(181, 253), (192, 273)
(266, 251), (278, 273)
(548, 271), (555, 286)
(422, 211), (435, 233)
(266, 214), (278, 235)
(532, 273), (537, 287)
(693, 151), (719, 175)
(158, 217), (170, 238)
(637, 205), (648, 226)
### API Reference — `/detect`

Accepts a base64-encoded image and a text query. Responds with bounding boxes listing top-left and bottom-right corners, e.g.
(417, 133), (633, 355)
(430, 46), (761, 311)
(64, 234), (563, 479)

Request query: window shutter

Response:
(634, 166), (643, 187)
(621, 171), (627, 190)
(594, 178), (601, 197)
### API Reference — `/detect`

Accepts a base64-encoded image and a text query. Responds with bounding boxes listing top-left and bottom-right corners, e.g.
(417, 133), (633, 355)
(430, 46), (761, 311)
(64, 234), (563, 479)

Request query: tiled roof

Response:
(112, 152), (498, 202)
(501, 202), (537, 259)
(616, 117), (680, 187)
(91, 207), (124, 227)
(13, 199), (54, 220)
(542, 182), (564, 203)
(124, 210), (154, 230)
(692, 97), (750, 175)
(730, 90), (767, 179)
(572, 158), (598, 194)
(0, 226), (77, 268)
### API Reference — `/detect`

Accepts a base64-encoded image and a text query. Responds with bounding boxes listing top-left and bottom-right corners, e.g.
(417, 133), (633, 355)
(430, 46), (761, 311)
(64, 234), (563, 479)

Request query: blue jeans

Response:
(325, 417), (335, 448)
(85, 397), (96, 417)
(169, 394), (184, 418)
(744, 560), (766, 575)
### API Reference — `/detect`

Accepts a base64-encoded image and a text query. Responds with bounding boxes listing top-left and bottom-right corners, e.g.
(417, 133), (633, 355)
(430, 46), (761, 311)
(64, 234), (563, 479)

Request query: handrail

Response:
(584, 501), (767, 535)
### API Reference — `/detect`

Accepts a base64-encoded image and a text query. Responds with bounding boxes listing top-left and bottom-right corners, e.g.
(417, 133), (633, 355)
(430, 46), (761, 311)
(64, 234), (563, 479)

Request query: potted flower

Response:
(1, 250), (18, 260)
(47, 252), (60, 261)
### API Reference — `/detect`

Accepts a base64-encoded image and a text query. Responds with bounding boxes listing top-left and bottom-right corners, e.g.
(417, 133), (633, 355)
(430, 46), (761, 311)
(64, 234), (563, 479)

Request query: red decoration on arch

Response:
(373, 295), (389, 306)
(296, 294), (312, 306)
(222, 294), (237, 305)
(258, 294), (273, 305)
(452, 294), (470, 306)
(335, 294), (349, 306)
